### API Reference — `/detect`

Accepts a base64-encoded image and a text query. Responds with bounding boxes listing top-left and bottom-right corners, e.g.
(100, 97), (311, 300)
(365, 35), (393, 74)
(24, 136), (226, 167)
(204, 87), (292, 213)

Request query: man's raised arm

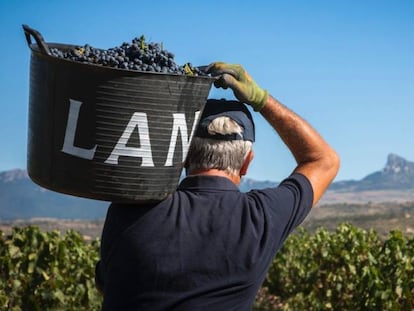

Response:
(260, 95), (340, 205)
(206, 62), (340, 206)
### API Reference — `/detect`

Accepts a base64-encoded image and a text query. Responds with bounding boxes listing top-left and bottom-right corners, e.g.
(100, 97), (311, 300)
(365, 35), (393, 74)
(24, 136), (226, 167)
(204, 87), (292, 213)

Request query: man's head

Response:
(185, 99), (255, 179)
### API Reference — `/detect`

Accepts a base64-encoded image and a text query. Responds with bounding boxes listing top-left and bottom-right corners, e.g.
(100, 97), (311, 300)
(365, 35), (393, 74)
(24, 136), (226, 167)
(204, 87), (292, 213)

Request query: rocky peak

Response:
(382, 154), (414, 175)
(329, 153), (414, 191)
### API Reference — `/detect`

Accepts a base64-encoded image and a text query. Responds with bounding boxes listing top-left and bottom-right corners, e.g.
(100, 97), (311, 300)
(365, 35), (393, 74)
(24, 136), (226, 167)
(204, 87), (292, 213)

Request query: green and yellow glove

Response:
(205, 62), (268, 111)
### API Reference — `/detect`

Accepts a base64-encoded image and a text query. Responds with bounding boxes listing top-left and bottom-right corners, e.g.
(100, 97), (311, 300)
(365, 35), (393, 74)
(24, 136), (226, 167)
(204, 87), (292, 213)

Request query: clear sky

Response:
(1, 0), (413, 183)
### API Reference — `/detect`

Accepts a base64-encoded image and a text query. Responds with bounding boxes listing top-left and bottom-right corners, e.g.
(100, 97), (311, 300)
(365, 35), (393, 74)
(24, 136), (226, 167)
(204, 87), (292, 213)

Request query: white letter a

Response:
(105, 112), (154, 167)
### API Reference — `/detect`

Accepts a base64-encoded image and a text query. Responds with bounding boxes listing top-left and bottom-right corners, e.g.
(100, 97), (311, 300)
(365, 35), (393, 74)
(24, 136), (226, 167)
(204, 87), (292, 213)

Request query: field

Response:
(1, 200), (414, 239)
(1, 199), (413, 310)
(304, 201), (414, 237)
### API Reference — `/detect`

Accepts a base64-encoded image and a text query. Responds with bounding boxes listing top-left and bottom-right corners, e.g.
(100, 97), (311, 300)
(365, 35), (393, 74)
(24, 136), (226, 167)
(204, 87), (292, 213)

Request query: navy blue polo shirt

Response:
(97, 173), (313, 311)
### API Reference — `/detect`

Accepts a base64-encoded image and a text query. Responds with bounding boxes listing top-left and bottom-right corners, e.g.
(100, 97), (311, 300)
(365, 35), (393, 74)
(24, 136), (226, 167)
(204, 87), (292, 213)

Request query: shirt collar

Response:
(178, 175), (240, 192)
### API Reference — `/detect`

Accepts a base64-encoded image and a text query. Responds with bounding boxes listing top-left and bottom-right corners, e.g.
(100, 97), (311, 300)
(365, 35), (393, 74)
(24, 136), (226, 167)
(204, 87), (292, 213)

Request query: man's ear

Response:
(240, 150), (254, 176)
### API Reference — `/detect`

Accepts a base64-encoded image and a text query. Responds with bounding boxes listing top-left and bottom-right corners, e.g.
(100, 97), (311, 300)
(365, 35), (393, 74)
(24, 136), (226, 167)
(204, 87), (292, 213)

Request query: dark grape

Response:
(49, 35), (208, 76)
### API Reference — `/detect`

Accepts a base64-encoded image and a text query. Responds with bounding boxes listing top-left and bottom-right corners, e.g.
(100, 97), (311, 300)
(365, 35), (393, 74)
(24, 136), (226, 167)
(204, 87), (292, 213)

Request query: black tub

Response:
(23, 25), (213, 203)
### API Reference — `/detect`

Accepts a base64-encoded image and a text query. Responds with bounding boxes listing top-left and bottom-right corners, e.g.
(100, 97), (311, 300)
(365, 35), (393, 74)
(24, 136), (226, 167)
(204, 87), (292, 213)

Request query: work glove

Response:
(205, 62), (268, 111)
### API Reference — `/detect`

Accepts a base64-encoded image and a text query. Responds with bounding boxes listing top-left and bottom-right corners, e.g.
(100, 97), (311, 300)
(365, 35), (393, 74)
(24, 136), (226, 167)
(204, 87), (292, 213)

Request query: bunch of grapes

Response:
(49, 35), (208, 76)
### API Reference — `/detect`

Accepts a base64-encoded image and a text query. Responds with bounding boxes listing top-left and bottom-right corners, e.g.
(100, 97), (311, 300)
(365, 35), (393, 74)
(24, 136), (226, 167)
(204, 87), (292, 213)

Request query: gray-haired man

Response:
(96, 62), (340, 310)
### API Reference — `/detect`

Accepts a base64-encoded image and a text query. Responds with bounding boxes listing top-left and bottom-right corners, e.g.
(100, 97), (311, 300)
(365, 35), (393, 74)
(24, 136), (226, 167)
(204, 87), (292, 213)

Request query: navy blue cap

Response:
(195, 99), (255, 142)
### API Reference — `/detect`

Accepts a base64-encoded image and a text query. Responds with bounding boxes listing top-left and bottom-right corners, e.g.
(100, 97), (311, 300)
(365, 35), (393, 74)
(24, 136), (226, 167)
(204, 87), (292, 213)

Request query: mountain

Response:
(239, 179), (278, 193)
(240, 153), (414, 193)
(0, 169), (107, 220)
(329, 153), (414, 191)
(1, 153), (414, 220)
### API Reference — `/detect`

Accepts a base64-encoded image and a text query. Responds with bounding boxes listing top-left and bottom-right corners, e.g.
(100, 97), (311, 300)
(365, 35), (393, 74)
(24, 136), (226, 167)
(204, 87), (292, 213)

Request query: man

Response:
(95, 62), (340, 310)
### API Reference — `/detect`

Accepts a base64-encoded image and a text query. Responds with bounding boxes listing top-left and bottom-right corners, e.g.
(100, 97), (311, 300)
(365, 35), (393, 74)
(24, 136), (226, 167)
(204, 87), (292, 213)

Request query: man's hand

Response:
(205, 62), (268, 111)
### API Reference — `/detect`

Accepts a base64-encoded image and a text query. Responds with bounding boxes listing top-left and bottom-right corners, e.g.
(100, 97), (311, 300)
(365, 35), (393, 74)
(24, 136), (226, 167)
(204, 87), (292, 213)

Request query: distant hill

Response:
(329, 153), (414, 191)
(1, 153), (414, 220)
(240, 153), (414, 193)
(0, 170), (107, 220)
(239, 179), (278, 192)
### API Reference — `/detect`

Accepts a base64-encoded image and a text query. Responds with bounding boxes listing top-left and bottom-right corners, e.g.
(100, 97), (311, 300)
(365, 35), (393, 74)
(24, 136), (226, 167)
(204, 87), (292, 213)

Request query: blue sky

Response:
(1, 0), (413, 182)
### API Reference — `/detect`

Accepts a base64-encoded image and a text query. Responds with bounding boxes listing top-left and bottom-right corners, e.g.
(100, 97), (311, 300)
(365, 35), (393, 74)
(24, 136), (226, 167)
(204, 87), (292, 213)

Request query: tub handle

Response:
(22, 24), (51, 55)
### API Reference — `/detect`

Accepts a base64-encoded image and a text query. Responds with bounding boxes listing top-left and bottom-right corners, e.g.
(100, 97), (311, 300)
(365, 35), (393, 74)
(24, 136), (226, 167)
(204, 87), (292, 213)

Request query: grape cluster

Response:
(49, 35), (208, 76)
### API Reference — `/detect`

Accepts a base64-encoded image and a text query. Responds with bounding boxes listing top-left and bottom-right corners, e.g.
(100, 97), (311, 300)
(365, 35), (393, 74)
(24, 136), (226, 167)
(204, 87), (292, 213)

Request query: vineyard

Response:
(0, 224), (413, 310)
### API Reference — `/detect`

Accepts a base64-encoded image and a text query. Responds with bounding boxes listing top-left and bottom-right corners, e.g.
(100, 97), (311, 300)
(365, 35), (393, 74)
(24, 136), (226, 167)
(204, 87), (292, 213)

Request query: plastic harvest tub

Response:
(23, 25), (213, 203)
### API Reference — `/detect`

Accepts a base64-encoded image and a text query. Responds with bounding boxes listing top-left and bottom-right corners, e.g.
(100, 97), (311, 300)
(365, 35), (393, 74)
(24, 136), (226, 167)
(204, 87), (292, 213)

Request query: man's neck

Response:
(188, 169), (241, 185)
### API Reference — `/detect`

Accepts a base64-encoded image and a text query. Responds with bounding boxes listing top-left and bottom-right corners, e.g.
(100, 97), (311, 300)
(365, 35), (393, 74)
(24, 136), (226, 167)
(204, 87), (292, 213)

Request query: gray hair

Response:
(185, 116), (253, 176)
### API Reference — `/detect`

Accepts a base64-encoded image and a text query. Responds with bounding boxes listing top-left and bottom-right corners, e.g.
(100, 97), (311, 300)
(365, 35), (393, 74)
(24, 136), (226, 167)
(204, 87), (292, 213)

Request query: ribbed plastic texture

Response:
(26, 43), (213, 203)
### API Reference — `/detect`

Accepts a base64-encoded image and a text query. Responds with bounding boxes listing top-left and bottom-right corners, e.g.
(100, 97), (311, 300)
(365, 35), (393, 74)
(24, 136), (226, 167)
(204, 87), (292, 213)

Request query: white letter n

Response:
(164, 111), (200, 166)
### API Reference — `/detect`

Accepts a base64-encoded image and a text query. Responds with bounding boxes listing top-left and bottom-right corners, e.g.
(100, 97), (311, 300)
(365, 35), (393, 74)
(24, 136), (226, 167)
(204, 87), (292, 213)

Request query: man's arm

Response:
(260, 95), (340, 206)
(206, 62), (340, 206)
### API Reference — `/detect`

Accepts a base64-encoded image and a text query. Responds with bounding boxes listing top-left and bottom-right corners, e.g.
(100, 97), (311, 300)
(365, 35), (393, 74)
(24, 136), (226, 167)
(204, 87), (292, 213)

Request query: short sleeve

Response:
(246, 173), (313, 250)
